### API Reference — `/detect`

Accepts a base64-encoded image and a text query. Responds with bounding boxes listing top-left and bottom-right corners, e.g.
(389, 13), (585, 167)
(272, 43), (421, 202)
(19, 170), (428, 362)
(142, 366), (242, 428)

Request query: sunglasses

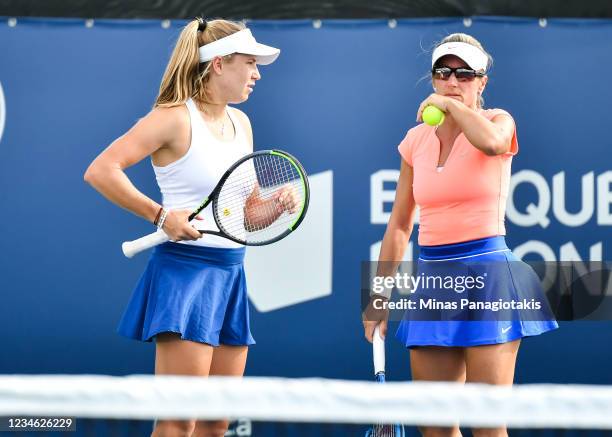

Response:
(432, 66), (485, 81)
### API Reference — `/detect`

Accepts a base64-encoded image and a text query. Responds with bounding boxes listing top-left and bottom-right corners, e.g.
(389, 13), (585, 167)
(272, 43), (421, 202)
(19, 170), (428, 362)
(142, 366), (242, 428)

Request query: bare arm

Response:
(363, 160), (418, 341)
(376, 161), (417, 275)
(417, 94), (515, 156)
(84, 106), (201, 241)
(444, 100), (515, 156)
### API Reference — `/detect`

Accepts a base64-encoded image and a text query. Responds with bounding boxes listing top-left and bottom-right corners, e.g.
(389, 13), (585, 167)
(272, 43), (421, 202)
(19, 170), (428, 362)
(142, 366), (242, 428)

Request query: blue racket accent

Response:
(364, 327), (406, 437)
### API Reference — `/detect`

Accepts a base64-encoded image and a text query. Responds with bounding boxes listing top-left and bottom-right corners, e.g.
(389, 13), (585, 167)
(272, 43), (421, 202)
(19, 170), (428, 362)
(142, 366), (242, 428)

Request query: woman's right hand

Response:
(362, 297), (389, 343)
(161, 209), (203, 241)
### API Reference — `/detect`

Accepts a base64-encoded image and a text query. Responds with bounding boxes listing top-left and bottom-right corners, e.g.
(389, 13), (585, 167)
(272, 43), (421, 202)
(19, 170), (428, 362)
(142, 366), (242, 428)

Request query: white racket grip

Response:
(373, 325), (386, 374)
(122, 229), (170, 258)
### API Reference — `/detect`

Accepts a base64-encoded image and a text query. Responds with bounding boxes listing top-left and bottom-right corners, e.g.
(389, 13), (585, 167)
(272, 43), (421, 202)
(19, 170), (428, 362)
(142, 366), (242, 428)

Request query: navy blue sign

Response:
(0, 17), (610, 386)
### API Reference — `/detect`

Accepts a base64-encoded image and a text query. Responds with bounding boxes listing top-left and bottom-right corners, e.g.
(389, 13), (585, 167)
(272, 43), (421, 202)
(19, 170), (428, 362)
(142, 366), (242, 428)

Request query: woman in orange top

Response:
(363, 33), (557, 437)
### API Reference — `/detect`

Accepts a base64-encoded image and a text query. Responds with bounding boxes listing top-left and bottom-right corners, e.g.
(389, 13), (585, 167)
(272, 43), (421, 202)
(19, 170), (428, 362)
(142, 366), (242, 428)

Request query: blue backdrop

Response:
(0, 17), (610, 384)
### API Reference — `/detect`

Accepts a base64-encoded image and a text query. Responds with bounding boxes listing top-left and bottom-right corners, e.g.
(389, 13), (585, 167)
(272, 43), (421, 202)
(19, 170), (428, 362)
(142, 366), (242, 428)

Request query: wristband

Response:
(370, 275), (394, 300)
(153, 206), (164, 226)
(157, 209), (169, 230)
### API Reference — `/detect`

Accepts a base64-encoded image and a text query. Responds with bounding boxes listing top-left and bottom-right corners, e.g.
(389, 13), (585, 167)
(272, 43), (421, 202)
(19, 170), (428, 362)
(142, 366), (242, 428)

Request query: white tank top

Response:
(152, 98), (251, 248)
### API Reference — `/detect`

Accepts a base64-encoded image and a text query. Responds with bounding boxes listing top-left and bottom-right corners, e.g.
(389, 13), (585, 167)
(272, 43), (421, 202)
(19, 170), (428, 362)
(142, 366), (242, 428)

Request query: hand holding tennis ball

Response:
(422, 105), (445, 126)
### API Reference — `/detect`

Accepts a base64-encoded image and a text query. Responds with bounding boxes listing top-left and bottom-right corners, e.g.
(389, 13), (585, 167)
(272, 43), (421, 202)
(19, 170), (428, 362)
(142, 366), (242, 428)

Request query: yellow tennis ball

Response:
(223, 208), (231, 216)
(423, 105), (445, 126)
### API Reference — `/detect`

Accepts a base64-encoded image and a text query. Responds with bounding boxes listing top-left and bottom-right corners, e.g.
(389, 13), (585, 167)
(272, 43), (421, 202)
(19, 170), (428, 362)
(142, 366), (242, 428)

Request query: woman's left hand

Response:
(273, 185), (299, 214)
(416, 94), (455, 122)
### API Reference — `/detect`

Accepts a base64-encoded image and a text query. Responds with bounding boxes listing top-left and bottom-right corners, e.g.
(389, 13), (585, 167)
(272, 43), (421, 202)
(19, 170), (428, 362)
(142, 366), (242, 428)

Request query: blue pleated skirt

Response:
(117, 242), (254, 346)
(396, 236), (558, 347)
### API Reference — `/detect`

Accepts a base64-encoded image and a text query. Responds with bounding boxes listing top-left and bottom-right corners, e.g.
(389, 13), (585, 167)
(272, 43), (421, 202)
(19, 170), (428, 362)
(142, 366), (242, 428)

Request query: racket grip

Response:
(122, 229), (170, 258)
(373, 325), (386, 374)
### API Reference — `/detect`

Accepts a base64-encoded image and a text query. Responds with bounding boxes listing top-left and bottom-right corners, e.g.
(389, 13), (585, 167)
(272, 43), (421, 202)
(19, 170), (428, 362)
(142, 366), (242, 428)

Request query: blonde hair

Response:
(432, 33), (493, 108)
(155, 18), (245, 107)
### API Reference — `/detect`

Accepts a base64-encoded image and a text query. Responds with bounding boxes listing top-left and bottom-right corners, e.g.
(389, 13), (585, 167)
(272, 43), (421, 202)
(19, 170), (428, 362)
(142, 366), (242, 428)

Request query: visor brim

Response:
(239, 42), (280, 65)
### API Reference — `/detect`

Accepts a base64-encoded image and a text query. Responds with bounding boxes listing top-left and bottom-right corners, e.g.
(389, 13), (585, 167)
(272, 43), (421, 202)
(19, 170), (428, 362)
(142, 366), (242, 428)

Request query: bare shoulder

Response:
(148, 105), (189, 134)
(134, 104), (190, 149)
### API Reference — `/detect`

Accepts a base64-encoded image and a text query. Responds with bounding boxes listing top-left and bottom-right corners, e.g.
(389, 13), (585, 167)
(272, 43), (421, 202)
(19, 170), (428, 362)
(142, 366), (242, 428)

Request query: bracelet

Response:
(153, 206), (164, 226)
(157, 209), (169, 230)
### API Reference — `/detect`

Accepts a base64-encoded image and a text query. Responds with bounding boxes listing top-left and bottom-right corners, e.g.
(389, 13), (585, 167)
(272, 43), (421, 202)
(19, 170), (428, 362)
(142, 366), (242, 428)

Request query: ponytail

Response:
(155, 18), (245, 107)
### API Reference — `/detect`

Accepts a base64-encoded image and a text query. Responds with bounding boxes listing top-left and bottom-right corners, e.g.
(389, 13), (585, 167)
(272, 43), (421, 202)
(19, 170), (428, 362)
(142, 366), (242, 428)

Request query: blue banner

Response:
(0, 17), (610, 389)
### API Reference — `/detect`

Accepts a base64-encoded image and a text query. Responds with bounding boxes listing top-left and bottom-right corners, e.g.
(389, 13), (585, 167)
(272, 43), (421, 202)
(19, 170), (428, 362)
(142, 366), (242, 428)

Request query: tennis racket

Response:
(122, 149), (309, 258)
(365, 325), (406, 437)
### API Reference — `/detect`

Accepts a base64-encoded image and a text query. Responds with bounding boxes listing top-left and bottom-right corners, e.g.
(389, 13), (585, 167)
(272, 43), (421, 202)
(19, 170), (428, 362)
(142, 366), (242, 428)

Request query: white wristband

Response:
(157, 209), (169, 230)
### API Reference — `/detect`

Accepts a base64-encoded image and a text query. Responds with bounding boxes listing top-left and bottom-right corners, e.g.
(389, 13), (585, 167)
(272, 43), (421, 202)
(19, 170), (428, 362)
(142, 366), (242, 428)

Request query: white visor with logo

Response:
(432, 42), (488, 72)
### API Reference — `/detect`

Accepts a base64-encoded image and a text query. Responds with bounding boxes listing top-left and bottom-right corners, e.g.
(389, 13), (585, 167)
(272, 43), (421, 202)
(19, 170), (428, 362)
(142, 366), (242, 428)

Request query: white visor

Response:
(432, 42), (488, 72)
(199, 28), (280, 65)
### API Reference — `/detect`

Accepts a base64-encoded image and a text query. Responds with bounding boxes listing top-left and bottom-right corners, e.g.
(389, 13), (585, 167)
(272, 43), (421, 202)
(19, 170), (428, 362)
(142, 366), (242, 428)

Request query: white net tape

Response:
(1, 375), (611, 428)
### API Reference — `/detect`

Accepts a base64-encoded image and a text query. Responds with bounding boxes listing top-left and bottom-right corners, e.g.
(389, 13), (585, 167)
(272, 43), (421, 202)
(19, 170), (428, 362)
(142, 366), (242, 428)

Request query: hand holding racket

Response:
(157, 209), (204, 242)
(365, 326), (406, 437)
(363, 295), (390, 343)
(122, 150), (309, 258)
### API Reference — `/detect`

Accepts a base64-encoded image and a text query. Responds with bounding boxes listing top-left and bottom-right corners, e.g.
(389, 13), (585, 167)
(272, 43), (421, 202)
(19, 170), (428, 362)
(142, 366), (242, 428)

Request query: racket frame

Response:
(366, 326), (406, 437)
(201, 149), (310, 246)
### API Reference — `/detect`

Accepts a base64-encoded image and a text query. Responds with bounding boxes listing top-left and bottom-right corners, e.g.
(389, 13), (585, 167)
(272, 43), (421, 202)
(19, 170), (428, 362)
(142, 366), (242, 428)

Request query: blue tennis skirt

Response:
(396, 236), (558, 347)
(117, 242), (255, 346)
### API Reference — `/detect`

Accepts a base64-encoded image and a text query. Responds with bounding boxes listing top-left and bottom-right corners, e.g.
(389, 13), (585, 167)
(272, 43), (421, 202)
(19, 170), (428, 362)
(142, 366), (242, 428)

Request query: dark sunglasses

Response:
(432, 66), (485, 81)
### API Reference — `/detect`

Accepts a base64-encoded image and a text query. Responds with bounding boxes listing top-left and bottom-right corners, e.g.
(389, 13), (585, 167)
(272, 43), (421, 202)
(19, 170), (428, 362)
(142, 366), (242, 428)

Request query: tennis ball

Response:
(223, 208), (231, 216)
(422, 105), (445, 126)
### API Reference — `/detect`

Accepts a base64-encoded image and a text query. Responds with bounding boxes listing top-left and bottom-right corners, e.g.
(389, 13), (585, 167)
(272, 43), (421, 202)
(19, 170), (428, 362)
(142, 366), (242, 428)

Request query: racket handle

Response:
(122, 229), (169, 258)
(373, 325), (386, 374)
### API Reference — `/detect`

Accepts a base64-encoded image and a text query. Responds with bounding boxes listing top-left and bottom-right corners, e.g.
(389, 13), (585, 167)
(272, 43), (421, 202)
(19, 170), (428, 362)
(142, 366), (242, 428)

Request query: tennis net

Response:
(1, 375), (612, 436)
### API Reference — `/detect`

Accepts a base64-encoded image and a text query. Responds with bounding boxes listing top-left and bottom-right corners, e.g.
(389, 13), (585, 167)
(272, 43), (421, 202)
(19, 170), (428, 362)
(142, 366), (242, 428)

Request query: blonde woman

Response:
(85, 18), (280, 437)
(363, 33), (557, 437)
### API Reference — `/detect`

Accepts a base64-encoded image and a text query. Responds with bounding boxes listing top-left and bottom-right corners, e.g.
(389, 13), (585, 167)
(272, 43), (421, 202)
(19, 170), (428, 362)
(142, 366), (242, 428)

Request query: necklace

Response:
(199, 102), (227, 137)
(208, 112), (226, 137)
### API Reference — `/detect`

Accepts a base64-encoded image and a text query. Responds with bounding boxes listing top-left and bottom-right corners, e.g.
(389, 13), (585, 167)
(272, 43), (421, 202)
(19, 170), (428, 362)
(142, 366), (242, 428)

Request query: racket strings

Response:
(370, 424), (400, 437)
(366, 372), (405, 437)
(215, 154), (306, 244)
